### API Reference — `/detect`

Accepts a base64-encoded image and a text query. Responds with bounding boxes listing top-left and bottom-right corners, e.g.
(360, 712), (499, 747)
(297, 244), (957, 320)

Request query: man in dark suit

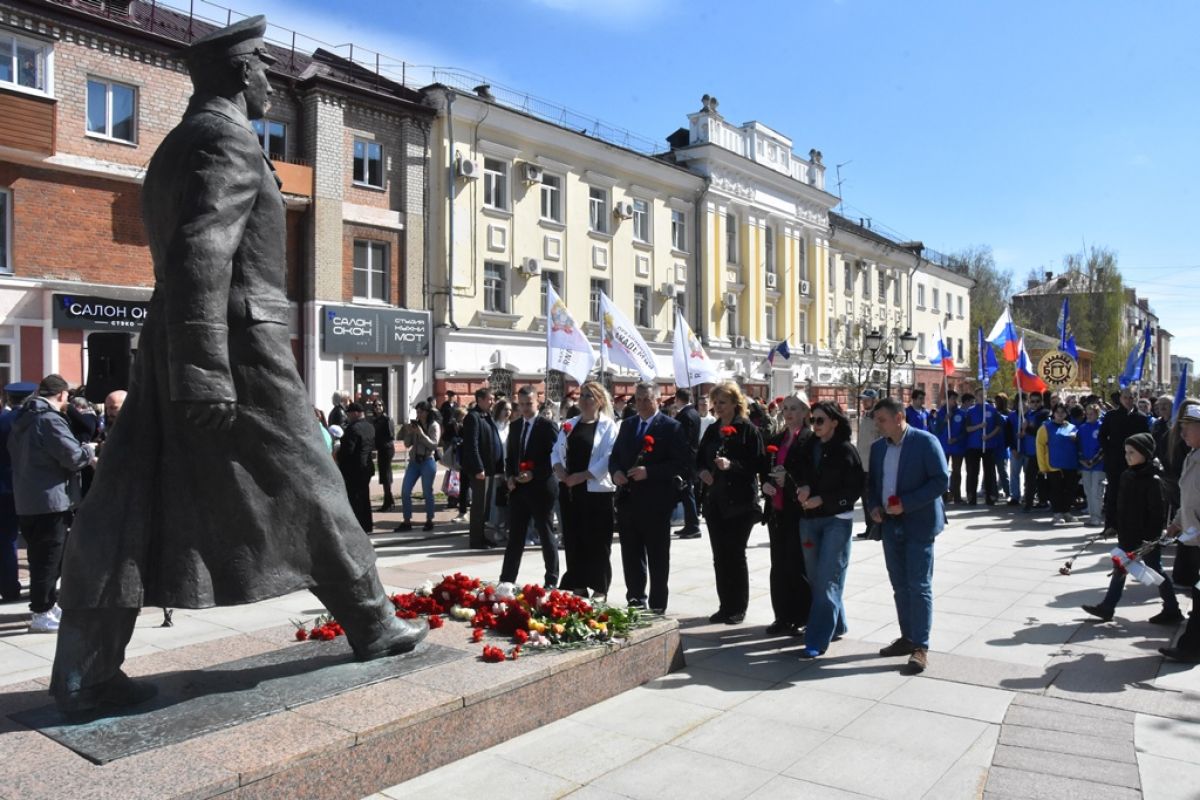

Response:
(338, 403), (376, 533)
(867, 397), (950, 675)
(609, 381), (689, 613)
(1099, 388), (1150, 530)
(499, 386), (559, 587)
(460, 387), (503, 549)
(672, 388), (702, 539)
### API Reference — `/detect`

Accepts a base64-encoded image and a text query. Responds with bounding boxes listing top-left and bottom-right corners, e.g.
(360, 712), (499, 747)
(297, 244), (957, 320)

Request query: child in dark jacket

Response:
(1082, 433), (1183, 624)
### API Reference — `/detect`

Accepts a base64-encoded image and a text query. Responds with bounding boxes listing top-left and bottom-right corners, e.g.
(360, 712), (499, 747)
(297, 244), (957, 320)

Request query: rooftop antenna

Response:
(835, 160), (851, 212)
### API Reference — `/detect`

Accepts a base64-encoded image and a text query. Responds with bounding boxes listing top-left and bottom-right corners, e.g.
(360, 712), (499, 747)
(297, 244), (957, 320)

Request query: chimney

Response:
(473, 84), (494, 101)
(1044, 271), (1053, 281)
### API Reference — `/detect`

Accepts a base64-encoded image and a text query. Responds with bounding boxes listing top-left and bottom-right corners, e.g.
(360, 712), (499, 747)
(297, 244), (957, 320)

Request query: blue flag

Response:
(1057, 297), (1079, 360)
(1171, 360), (1189, 426)
(767, 340), (790, 365)
(977, 327), (999, 389)
(1119, 323), (1152, 388)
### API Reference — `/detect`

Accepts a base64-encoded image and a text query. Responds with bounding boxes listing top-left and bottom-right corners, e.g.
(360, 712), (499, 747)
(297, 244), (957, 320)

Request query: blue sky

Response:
(186, 0), (1200, 358)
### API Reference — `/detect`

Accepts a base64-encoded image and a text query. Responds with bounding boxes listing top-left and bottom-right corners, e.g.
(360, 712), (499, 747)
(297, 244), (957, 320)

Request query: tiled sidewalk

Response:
(1, 492), (1198, 799)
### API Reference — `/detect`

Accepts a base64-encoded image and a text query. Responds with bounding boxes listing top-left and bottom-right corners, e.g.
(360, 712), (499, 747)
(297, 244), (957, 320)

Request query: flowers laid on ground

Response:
(290, 572), (649, 663)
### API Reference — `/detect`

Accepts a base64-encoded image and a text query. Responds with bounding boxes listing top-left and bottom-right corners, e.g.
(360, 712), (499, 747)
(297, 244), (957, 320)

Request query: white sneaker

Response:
(50, 604), (62, 621)
(452, 513), (467, 522)
(1051, 514), (1064, 525)
(29, 611), (59, 633)
(1063, 514), (1077, 524)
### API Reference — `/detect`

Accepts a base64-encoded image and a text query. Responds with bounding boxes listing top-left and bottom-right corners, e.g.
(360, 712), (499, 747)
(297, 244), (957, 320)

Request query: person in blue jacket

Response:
(905, 389), (930, 432)
(1077, 402), (1105, 525)
(963, 393), (998, 505)
(1037, 402), (1081, 525)
(987, 396), (1009, 501)
(934, 390), (967, 503)
(1021, 392), (1051, 512)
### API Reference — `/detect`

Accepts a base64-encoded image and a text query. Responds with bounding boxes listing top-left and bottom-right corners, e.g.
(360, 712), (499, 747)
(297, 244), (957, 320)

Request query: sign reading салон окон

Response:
(321, 306), (429, 356)
(53, 294), (150, 331)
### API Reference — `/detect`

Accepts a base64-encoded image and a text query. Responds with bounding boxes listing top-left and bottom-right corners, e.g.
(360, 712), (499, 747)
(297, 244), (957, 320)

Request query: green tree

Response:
(1062, 247), (1125, 380)
(947, 246), (1016, 394)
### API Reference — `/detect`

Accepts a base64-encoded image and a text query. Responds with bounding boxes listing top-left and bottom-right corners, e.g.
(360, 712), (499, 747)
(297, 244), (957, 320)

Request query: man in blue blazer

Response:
(867, 397), (950, 674)
(608, 381), (689, 613)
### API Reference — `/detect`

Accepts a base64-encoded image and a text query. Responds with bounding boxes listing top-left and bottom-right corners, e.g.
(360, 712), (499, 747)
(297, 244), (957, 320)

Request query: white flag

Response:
(673, 309), (718, 388)
(545, 283), (596, 385)
(600, 291), (657, 381)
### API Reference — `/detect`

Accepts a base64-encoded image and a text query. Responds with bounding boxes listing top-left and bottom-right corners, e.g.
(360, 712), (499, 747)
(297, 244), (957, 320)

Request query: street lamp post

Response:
(865, 327), (918, 399)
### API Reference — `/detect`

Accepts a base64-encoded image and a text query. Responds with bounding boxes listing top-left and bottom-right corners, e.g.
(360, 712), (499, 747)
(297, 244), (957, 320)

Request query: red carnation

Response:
(510, 645), (522, 660)
(471, 628), (485, 642)
(294, 628), (308, 641)
(519, 460), (534, 472)
(427, 614), (444, 629)
(766, 445), (779, 454)
(481, 644), (507, 663)
(643, 435), (655, 446)
(887, 495), (900, 507)
(513, 628), (529, 644)
(721, 425), (737, 437)
(562, 421), (574, 434)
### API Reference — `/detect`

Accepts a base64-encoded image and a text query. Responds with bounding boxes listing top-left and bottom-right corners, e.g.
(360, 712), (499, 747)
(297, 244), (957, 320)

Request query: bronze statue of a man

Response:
(49, 16), (426, 715)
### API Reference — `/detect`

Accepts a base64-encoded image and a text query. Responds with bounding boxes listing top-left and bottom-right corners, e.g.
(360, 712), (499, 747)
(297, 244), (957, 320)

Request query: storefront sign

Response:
(53, 293), (149, 331)
(322, 306), (430, 356)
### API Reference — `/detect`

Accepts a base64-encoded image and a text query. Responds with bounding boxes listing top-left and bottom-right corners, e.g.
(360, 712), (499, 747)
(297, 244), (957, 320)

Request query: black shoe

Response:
(627, 599), (647, 610)
(1159, 646), (1200, 663)
(677, 530), (702, 539)
(1007, 499), (1021, 506)
(396, 521), (413, 531)
(724, 613), (745, 625)
(854, 531), (871, 540)
(1149, 609), (1185, 625)
(879, 637), (916, 657)
(765, 621), (794, 635)
(709, 610), (730, 624)
(1082, 604), (1114, 622)
(422, 519), (435, 531)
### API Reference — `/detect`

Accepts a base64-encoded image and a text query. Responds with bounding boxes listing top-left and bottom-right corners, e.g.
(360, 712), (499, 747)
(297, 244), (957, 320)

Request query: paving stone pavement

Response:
(2, 485), (1198, 799)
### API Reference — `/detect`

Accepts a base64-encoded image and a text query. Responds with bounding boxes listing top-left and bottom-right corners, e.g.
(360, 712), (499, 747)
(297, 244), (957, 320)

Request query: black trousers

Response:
(707, 511), (756, 616)
(468, 476), (496, 547)
(679, 478), (700, 535)
(1046, 470), (1079, 514)
(1022, 453), (1043, 508)
(767, 508), (810, 626)
(1103, 463), (1125, 525)
(456, 472), (471, 513)
(19, 511), (70, 613)
(343, 471), (373, 532)
(947, 454), (964, 501)
(377, 444), (395, 488)
(1177, 584), (1200, 654)
(617, 500), (672, 612)
(559, 484), (614, 596)
(499, 480), (559, 587)
(965, 449), (997, 503)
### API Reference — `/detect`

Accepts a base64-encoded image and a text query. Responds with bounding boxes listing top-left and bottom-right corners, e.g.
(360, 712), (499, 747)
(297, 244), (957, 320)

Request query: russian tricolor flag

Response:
(929, 324), (955, 375)
(1016, 337), (1047, 393)
(987, 306), (1020, 362)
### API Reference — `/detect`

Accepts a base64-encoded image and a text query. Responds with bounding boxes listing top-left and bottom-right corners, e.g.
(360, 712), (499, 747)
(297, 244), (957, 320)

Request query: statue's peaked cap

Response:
(184, 15), (275, 66)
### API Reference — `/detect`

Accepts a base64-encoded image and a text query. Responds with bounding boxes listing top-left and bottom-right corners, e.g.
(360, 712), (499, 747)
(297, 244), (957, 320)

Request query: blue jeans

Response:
(881, 519), (936, 649)
(800, 515), (853, 652)
(1010, 453), (1023, 502)
(994, 450), (1009, 495)
(1100, 545), (1179, 613)
(401, 456), (437, 520)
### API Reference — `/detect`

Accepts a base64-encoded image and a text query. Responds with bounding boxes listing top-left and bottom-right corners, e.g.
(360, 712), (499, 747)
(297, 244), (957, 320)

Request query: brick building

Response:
(0, 0), (434, 415)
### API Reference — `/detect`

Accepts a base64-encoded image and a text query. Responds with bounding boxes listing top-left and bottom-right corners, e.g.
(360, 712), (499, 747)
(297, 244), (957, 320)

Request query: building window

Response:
(588, 187), (608, 234)
(0, 343), (10, 387)
(483, 158), (509, 210)
(727, 305), (739, 338)
(957, 338), (964, 363)
(675, 292), (687, 319)
(252, 119), (287, 160)
(634, 285), (651, 327)
(352, 241), (389, 302)
(726, 212), (738, 264)
(0, 188), (10, 273)
(589, 279), (607, 322)
(765, 304), (777, 341)
(861, 263), (870, 299)
(798, 310), (808, 343)
(827, 318), (836, 349)
(916, 284), (926, 309)
(843, 262), (852, 294)
(878, 273), (886, 302)
(917, 333), (926, 357)
(957, 295), (964, 318)
(353, 139), (383, 188)
(540, 174), (562, 222)
(632, 198), (650, 243)
(894, 276), (901, 306)
(828, 252), (835, 287)
(671, 209), (687, 251)
(86, 78), (136, 143)
(484, 261), (509, 313)
(798, 236), (808, 281)
(932, 288), (940, 312)
(0, 34), (51, 94)
(540, 270), (561, 312)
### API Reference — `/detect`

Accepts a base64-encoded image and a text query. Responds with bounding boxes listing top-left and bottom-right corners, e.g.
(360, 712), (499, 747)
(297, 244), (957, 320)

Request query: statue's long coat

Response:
(59, 95), (376, 609)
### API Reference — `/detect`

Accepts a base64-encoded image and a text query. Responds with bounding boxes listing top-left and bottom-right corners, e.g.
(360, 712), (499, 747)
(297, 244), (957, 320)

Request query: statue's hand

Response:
(182, 401), (237, 431)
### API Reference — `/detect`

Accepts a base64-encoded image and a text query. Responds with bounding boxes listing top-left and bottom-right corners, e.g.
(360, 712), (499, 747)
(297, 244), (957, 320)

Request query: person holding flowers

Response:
(609, 381), (689, 613)
(794, 401), (864, 657)
(760, 392), (813, 636)
(499, 386), (560, 589)
(697, 381), (765, 625)
(1162, 403), (1200, 663)
(553, 381), (619, 600)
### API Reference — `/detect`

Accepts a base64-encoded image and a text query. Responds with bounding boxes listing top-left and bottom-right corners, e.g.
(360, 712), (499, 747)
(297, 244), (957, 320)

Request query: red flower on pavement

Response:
(471, 628), (485, 643)
(481, 644), (507, 663)
(294, 628), (309, 641)
(427, 614), (444, 629)
(513, 628), (529, 644)
(510, 645), (522, 660)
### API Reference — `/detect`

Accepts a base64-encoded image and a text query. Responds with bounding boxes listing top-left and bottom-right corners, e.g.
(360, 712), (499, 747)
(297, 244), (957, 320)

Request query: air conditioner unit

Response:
(765, 273), (778, 289)
(523, 163), (544, 183)
(802, 342), (815, 355)
(614, 201), (634, 219)
(658, 282), (678, 298)
(733, 335), (747, 349)
(521, 258), (541, 276)
(457, 157), (479, 179)
(799, 279), (811, 296)
(723, 291), (739, 308)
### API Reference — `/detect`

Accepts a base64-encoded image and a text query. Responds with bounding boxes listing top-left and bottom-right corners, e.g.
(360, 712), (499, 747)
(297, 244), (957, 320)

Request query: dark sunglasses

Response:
(811, 416), (829, 426)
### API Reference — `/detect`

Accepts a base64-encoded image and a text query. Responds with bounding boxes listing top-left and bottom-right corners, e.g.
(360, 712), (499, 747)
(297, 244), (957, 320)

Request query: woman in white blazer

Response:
(552, 380), (618, 599)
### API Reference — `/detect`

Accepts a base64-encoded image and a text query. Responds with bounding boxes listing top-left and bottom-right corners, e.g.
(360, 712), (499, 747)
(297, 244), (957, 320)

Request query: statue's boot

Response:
(56, 669), (158, 717)
(51, 608), (158, 717)
(311, 568), (427, 660)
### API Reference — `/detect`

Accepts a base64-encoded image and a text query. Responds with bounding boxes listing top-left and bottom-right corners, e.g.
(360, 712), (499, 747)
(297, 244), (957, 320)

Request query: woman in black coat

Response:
(698, 381), (765, 625)
(793, 401), (864, 658)
(760, 394), (813, 635)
